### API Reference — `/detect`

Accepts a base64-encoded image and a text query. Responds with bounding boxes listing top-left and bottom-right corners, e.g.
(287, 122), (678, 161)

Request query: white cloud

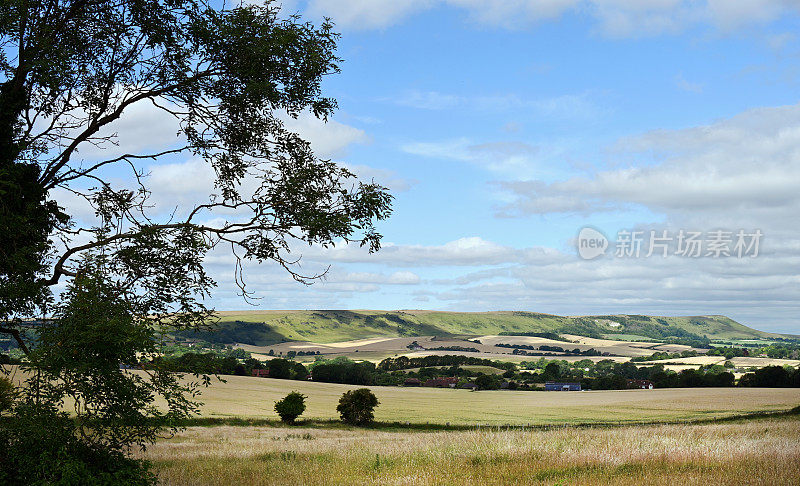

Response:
(706, 0), (798, 30)
(403, 138), (543, 176)
(330, 270), (421, 284)
(343, 164), (417, 192)
(281, 111), (370, 159)
(73, 101), (183, 162)
(306, 0), (434, 30)
(496, 103), (800, 222)
(446, 0), (580, 27)
(300, 236), (565, 266)
(305, 0), (800, 37)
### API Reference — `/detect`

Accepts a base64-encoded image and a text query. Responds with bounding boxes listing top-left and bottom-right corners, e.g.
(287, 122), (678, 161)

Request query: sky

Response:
(62, 1), (800, 334)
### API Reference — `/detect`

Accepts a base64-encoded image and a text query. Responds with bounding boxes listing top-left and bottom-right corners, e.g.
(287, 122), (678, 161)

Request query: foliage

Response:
(274, 391), (307, 424)
(336, 388), (379, 425)
(268, 358), (308, 380)
(309, 357), (375, 385)
(738, 366), (800, 387)
(0, 375), (14, 413)
(0, 264), (205, 484)
(1, 1), (392, 481)
(0, 402), (156, 485)
(378, 355), (515, 372)
(475, 374), (501, 390)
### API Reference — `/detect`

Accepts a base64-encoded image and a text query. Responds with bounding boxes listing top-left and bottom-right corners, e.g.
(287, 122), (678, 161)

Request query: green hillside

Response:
(174, 310), (777, 346)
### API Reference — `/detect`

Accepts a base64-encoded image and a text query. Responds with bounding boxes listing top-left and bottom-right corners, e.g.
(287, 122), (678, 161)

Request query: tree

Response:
(475, 374), (501, 390)
(336, 388), (379, 425)
(2, 261), (194, 484)
(0, 0), (391, 482)
(267, 358), (293, 379)
(274, 391), (306, 424)
(0, 0), (391, 343)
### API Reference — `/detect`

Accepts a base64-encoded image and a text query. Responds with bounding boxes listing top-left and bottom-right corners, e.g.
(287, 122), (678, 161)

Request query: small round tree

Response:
(274, 391), (307, 424)
(336, 388), (379, 425)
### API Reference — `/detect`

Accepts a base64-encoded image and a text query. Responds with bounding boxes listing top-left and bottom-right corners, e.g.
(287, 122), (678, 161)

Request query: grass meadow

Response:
(142, 414), (800, 485)
(189, 375), (800, 425)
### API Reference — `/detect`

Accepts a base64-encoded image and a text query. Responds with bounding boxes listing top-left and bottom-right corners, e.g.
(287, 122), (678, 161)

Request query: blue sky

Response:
(61, 1), (800, 333)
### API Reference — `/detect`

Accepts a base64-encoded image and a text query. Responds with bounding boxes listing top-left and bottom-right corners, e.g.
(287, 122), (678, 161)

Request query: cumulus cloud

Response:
(299, 236), (565, 267)
(496, 103), (800, 223)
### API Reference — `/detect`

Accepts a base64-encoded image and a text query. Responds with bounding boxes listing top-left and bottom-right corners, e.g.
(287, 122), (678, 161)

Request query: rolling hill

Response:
(173, 310), (779, 346)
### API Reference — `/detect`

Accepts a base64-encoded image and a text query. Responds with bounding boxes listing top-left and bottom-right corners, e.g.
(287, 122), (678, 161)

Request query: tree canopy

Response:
(0, 0), (392, 330)
(0, 1), (391, 482)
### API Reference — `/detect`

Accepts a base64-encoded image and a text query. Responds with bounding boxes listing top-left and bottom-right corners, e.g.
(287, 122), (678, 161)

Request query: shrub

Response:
(274, 392), (307, 424)
(336, 388), (379, 425)
(0, 376), (16, 413)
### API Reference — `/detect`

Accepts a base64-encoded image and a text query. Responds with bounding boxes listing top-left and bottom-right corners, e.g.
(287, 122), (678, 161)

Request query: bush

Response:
(0, 376), (15, 413)
(336, 388), (379, 425)
(274, 392), (307, 424)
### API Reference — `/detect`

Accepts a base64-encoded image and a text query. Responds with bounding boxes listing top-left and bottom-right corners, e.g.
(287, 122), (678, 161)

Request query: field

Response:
(141, 414), (800, 485)
(186, 375), (800, 425)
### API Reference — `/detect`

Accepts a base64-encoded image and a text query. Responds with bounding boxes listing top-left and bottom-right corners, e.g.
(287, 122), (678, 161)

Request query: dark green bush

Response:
(336, 388), (379, 425)
(274, 391), (307, 424)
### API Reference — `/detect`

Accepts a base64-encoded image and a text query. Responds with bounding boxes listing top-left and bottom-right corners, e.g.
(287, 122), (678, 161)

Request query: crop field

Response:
(141, 414), (800, 485)
(636, 356), (800, 368)
(185, 375), (800, 425)
(237, 332), (706, 364)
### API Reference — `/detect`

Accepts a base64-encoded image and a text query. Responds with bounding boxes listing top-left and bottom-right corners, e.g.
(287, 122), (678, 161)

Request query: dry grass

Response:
(141, 415), (800, 485)
(187, 375), (800, 425)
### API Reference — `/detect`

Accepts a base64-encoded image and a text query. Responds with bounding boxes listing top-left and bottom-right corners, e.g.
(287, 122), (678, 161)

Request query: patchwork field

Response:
(185, 375), (800, 425)
(237, 332), (710, 364)
(141, 415), (800, 485)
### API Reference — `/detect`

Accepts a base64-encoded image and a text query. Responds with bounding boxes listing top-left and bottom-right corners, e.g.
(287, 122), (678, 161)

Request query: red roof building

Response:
(423, 377), (459, 388)
(251, 368), (270, 378)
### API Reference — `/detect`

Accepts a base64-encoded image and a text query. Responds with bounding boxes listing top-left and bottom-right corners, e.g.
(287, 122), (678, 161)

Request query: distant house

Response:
(404, 377), (422, 386)
(544, 382), (581, 391)
(627, 379), (654, 389)
(423, 377), (459, 388)
(460, 382), (477, 390)
(251, 368), (270, 378)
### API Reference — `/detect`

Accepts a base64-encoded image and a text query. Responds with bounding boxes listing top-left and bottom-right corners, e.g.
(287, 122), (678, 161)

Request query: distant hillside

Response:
(173, 310), (778, 346)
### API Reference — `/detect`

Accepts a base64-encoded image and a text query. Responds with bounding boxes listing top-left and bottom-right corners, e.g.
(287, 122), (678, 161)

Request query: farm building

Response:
(404, 377), (422, 386)
(627, 379), (654, 389)
(460, 382), (477, 390)
(423, 377), (459, 388)
(251, 368), (270, 378)
(545, 382), (581, 391)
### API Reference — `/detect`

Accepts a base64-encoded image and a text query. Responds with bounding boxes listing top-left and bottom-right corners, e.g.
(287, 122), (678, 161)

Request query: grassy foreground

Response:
(142, 414), (800, 485)
(188, 375), (800, 425)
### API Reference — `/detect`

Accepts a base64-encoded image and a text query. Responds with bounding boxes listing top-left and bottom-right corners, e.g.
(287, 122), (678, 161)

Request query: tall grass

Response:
(142, 415), (800, 485)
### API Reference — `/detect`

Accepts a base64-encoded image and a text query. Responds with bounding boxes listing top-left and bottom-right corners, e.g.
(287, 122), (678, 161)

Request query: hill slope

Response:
(174, 310), (776, 346)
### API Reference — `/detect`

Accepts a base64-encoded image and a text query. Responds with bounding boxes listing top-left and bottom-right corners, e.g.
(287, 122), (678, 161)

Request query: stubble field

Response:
(187, 375), (800, 425)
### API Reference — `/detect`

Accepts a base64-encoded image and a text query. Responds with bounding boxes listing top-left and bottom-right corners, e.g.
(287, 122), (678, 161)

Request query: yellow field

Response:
(141, 415), (800, 485)
(188, 375), (800, 425)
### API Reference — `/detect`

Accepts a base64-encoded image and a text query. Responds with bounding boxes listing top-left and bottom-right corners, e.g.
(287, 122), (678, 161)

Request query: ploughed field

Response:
(141, 414), (800, 485)
(187, 375), (800, 425)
